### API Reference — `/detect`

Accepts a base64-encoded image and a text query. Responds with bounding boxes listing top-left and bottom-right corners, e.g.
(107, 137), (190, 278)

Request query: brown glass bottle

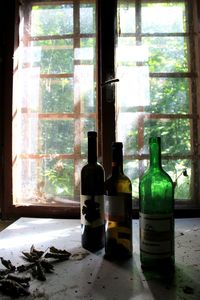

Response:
(80, 131), (105, 252)
(104, 142), (132, 259)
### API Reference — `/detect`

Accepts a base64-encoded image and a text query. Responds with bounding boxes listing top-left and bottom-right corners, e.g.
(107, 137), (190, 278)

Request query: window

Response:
(1, 0), (200, 218)
(11, 0), (98, 215)
(115, 0), (199, 208)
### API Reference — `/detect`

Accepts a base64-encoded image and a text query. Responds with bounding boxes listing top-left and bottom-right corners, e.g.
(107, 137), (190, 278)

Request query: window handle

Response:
(101, 78), (119, 103)
(101, 78), (119, 86)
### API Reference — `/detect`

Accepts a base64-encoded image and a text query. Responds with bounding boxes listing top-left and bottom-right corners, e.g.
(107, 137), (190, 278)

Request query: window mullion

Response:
(100, 0), (117, 177)
(188, 0), (200, 205)
(73, 0), (81, 198)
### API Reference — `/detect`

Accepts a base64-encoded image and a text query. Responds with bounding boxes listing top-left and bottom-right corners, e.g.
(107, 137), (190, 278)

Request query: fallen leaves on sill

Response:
(0, 245), (72, 298)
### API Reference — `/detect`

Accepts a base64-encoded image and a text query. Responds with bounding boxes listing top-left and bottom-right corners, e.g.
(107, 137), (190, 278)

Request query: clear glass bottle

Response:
(80, 131), (105, 252)
(104, 142), (132, 259)
(139, 137), (174, 271)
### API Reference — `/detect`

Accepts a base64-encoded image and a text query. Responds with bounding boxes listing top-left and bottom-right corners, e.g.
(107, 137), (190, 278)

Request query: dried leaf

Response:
(35, 262), (46, 281)
(17, 263), (35, 273)
(30, 245), (44, 259)
(44, 252), (70, 261)
(0, 258), (15, 271)
(49, 246), (71, 257)
(0, 279), (30, 297)
(21, 251), (38, 262)
(40, 259), (54, 273)
(7, 274), (31, 286)
(0, 269), (11, 276)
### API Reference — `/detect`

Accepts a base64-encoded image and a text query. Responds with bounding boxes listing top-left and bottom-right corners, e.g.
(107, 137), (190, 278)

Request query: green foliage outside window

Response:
(29, 2), (192, 201)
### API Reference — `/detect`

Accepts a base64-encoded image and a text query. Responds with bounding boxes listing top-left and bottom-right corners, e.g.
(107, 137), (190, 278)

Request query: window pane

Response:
(81, 118), (96, 155)
(39, 78), (74, 113)
(141, 3), (186, 33)
(13, 158), (74, 205)
(116, 1), (194, 202)
(40, 120), (74, 154)
(116, 112), (139, 155)
(162, 159), (191, 200)
(31, 40), (73, 74)
(75, 38), (96, 113)
(13, 1), (97, 205)
(143, 37), (188, 73)
(43, 158), (74, 199)
(118, 1), (135, 34)
(31, 5), (73, 36)
(143, 119), (191, 155)
(80, 4), (95, 34)
(147, 78), (190, 114)
(124, 159), (144, 199)
(116, 114), (191, 155)
(124, 158), (192, 201)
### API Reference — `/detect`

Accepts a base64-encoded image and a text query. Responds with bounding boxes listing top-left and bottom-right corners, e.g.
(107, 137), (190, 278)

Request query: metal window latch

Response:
(101, 78), (119, 103)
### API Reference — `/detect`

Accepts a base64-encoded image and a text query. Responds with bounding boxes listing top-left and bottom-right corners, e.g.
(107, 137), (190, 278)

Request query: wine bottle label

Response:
(104, 194), (132, 254)
(140, 213), (174, 258)
(81, 195), (104, 227)
(104, 194), (132, 222)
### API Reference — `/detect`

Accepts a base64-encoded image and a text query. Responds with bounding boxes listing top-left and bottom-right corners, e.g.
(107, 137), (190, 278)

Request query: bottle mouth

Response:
(112, 142), (123, 149)
(149, 136), (161, 144)
(87, 131), (97, 138)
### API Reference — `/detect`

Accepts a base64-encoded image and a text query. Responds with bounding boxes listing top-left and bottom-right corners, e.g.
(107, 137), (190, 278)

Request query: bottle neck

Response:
(149, 137), (162, 169)
(88, 135), (97, 163)
(111, 144), (124, 175)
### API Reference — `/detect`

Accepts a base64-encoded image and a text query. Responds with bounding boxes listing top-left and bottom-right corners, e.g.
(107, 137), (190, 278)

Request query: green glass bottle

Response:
(104, 142), (132, 259)
(139, 137), (174, 272)
(80, 131), (105, 252)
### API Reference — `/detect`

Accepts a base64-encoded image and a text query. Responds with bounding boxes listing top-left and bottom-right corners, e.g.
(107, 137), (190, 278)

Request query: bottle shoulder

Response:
(81, 162), (104, 173)
(105, 172), (131, 183)
(104, 172), (132, 195)
(140, 167), (173, 185)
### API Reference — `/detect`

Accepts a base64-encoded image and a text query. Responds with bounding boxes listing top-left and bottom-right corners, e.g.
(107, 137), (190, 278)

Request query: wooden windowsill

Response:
(0, 217), (199, 299)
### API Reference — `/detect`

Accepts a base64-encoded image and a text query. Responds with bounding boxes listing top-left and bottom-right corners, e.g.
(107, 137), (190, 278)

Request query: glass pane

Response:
(74, 64), (96, 113)
(39, 78), (74, 113)
(80, 4), (95, 34)
(31, 5), (73, 36)
(80, 38), (96, 63)
(143, 37), (188, 73)
(13, 0), (97, 206)
(116, 112), (139, 155)
(146, 78), (190, 114)
(143, 119), (191, 155)
(162, 159), (191, 200)
(124, 159), (148, 199)
(116, 66), (150, 109)
(81, 118), (96, 155)
(39, 120), (74, 154)
(116, 1), (193, 202)
(141, 3), (186, 33)
(118, 1), (135, 34)
(117, 37), (136, 48)
(31, 40), (73, 74)
(43, 158), (74, 198)
(13, 158), (74, 205)
(124, 158), (191, 201)
(116, 114), (191, 155)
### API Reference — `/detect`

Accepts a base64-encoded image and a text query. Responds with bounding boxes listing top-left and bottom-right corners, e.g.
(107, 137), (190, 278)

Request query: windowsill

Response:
(0, 217), (199, 299)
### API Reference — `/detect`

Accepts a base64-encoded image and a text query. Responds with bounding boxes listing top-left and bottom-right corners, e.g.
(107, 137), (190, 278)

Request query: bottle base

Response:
(81, 224), (105, 252)
(141, 256), (175, 275)
(104, 238), (132, 260)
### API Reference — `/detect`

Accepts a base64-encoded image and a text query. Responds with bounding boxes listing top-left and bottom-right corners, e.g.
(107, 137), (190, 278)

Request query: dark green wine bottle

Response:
(139, 137), (174, 272)
(80, 131), (105, 252)
(104, 142), (132, 259)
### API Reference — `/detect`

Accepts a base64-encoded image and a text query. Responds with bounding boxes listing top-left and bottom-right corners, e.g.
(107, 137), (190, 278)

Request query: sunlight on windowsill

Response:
(1, 218), (81, 250)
